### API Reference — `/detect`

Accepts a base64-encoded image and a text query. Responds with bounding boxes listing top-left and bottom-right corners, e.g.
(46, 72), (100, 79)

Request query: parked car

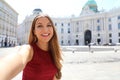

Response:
(88, 43), (96, 46)
(108, 43), (116, 46)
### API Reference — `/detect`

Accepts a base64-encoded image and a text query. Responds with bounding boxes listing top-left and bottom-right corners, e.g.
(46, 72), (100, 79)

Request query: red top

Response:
(22, 43), (57, 80)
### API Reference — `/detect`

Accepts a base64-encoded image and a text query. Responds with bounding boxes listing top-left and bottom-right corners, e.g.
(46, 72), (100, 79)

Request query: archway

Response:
(84, 30), (91, 45)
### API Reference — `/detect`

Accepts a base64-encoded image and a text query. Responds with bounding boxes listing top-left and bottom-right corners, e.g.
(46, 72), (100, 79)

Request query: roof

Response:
(83, 0), (98, 12)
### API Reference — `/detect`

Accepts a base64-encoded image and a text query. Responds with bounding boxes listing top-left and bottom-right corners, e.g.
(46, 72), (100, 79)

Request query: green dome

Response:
(85, 0), (97, 6)
(83, 0), (98, 12)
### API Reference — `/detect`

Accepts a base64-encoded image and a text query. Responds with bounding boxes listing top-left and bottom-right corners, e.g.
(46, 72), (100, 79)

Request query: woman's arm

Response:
(0, 45), (33, 80)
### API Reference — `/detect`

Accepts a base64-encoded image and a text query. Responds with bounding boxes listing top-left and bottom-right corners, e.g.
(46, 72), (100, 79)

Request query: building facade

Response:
(0, 0), (18, 47)
(17, 0), (120, 46)
(17, 9), (42, 45)
(53, 0), (120, 46)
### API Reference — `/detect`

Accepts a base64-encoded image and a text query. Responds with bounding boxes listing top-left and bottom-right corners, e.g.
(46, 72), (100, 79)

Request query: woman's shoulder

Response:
(18, 44), (33, 51)
(18, 44), (34, 63)
(25, 44), (34, 62)
(15, 44), (32, 49)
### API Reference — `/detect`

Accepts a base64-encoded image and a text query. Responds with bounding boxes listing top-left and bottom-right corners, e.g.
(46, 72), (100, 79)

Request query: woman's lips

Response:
(41, 33), (50, 37)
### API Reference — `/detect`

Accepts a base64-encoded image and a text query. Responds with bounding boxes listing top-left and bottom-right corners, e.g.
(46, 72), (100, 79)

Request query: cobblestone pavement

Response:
(0, 47), (120, 80)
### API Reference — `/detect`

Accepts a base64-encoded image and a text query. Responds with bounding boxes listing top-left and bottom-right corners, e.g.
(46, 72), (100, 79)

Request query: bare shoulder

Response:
(21, 44), (32, 49)
(15, 44), (32, 50)
(17, 44), (34, 62)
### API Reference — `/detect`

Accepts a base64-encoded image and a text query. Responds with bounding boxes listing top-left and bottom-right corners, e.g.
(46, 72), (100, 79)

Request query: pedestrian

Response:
(1, 39), (3, 47)
(0, 14), (62, 80)
(88, 43), (91, 52)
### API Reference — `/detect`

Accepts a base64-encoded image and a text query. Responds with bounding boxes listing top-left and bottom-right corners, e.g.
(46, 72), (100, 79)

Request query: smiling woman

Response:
(33, 16), (54, 45)
(0, 14), (62, 80)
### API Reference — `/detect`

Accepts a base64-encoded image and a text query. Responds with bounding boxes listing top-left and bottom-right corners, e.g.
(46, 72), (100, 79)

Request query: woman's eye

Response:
(37, 25), (42, 28)
(47, 24), (52, 27)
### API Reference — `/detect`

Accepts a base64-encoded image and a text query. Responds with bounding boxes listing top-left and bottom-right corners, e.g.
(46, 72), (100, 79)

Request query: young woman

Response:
(0, 14), (62, 80)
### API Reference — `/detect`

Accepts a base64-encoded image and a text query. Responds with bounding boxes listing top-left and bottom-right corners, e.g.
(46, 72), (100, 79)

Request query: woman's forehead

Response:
(35, 17), (50, 24)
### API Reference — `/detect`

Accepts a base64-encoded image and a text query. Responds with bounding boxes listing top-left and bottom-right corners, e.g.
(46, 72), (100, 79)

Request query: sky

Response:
(4, 0), (120, 24)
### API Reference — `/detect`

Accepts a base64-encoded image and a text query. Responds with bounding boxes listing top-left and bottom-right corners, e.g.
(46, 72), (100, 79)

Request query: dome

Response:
(85, 0), (97, 6)
(83, 0), (98, 12)
(32, 8), (42, 15)
(33, 8), (42, 12)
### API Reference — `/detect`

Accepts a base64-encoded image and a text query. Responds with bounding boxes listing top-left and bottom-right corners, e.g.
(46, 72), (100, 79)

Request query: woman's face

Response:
(34, 17), (53, 44)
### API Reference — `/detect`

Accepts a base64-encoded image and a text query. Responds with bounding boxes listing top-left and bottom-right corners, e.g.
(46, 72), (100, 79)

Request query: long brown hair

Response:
(28, 14), (62, 79)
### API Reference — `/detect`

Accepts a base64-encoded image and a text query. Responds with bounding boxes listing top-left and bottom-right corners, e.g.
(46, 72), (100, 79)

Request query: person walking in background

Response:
(88, 43), (91, 52)
(0, 14), (62, 80)
(1, 39), (3, 47)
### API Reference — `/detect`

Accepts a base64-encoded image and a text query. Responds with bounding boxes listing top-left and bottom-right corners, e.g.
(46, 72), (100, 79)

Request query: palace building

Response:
(17, 0), (120, 46)
(0, 0), (18, 47)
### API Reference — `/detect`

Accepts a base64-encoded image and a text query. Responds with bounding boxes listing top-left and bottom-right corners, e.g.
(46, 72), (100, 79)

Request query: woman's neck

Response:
(36, 42), (48, 51)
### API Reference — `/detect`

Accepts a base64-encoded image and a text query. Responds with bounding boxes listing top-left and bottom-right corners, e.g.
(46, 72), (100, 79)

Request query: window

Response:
(118, 23), (120, 29)
(76, 22), (79, 25)
(119, 33), (120, 37)
(61, 36), (63, 39)
(108, 18), (111, 22)
(55, 23), (57, 26)
(76, 27), (79, 32)
(97, 26), (100, 31)
(68, 28), (70, 33)
(109, 33), (112, 37)
(97, 19), (100, 23)
(108, 24), (112, 31)
(61, 23), (64, 26)
(0, 11), (2, 17)
(61, 28), (64, 33)
(76, 35), (78, 37)
(119, 39), (120, 43)
(97, 38), (101, 44)
(68, 40), (70, 44)
(68, 23), (70, 26)
(76, 39), (79, 45)
(118, 16), (120, 20)
(109, 39), (112, 43)
(61, 40), (63, 45)
(98, 33), (100, 37)
(0, 2), (2, 8)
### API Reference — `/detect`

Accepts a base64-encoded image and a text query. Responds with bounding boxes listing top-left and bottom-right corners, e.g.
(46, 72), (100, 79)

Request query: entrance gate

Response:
(84, 30), (91, 45)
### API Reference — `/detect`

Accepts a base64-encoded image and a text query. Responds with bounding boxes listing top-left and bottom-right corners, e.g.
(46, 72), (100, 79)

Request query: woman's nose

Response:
(42, 27), (48, 32)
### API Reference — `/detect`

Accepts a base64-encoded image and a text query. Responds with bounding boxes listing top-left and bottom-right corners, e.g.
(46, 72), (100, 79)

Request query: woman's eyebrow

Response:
(47, 22), (52, 24)
(35, 23), (42, 26)
(37, 22), (42, 24)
